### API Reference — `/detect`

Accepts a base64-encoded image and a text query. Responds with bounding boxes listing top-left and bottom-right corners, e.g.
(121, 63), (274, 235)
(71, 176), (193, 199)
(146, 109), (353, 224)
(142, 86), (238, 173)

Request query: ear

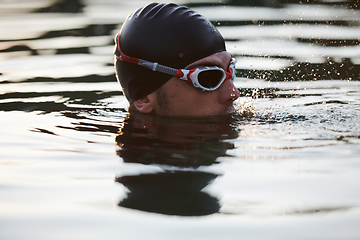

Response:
(133, 95), (155, 113)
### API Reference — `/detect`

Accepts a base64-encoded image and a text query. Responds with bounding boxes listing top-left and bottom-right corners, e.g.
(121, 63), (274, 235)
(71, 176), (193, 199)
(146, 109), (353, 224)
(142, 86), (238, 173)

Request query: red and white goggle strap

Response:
(175, 69), (197, 84)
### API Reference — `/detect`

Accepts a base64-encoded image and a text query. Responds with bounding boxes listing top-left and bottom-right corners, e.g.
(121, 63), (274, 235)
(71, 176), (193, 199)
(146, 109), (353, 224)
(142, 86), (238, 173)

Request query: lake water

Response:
(1, 0), (360, 239)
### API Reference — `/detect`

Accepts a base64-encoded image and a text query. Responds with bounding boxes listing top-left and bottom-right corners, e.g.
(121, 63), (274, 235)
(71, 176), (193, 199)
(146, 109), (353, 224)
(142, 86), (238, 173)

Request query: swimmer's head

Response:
(114, 3), (226, 104)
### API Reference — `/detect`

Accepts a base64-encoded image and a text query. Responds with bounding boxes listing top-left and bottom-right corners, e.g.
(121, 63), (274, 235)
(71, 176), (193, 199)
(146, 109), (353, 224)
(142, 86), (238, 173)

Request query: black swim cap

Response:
(114, 2), (226, 103)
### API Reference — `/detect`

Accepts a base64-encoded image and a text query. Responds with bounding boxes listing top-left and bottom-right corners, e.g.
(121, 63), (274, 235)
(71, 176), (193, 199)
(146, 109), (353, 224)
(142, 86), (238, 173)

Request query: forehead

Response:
(185, 51), (232, 69)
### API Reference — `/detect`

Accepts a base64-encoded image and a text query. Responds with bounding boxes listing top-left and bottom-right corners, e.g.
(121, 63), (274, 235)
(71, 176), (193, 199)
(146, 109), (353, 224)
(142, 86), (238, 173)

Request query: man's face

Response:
(151, 51), (241, 116)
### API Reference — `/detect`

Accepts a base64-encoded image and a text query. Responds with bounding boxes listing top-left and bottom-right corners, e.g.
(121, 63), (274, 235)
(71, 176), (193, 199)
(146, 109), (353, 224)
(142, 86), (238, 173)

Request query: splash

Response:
(233, 97), (256, 117)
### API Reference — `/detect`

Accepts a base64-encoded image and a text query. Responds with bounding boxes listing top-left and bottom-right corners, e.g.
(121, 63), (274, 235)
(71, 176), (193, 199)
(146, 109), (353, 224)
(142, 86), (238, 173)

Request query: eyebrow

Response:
(186, 58), (234, 70)
(187, 63), (217, 70)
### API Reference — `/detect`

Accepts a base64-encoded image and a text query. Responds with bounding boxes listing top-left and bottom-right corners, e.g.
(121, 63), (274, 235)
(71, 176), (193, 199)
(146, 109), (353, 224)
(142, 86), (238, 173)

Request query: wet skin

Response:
(148, 51), (241, 116)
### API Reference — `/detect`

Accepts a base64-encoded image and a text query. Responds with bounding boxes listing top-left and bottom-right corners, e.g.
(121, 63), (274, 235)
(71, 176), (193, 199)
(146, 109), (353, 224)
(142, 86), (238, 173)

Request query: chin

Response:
(220, 104), (236, 115)
(159, 104), (235, 117)
(204, 107), (235, 116)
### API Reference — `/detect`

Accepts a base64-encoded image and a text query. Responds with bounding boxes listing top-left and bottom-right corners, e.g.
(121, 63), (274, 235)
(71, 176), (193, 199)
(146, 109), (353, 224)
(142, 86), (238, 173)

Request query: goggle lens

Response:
(198, 69), (224, 89)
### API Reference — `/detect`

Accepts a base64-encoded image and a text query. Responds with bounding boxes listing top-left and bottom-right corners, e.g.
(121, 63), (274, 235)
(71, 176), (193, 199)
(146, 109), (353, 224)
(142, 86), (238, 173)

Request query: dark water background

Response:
(1, 0), (360, 239)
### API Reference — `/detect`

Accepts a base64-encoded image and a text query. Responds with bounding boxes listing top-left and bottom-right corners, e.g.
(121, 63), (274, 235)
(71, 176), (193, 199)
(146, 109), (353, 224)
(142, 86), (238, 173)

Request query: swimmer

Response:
(114, 3), (240, 116)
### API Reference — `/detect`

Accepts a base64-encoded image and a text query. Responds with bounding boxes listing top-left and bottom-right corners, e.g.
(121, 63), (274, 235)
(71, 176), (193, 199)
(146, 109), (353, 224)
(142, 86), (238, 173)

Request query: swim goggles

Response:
(115, 34), (236, 91)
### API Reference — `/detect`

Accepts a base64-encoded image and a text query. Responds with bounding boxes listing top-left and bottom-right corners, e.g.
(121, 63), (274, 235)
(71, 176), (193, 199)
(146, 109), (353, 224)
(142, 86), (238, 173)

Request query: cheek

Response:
(162, 79), (220, 115)
(174, 92), (218, 114)
(165, 85), (197, 112)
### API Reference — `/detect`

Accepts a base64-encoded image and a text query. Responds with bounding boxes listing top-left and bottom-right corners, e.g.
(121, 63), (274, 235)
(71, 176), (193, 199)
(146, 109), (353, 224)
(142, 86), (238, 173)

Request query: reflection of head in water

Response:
(114, 3), (240, 116)
(115, 112), (239, 168)
(115, 113), (240, 216)
(116, 171), (220, 216)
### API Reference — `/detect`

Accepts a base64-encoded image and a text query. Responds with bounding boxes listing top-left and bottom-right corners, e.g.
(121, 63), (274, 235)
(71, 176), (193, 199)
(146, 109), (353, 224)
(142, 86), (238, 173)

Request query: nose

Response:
(218, 78), (240, 104)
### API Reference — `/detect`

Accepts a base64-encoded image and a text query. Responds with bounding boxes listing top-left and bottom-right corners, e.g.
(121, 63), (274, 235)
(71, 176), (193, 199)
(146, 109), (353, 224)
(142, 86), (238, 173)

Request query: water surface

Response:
(0, 0), (360, 239)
